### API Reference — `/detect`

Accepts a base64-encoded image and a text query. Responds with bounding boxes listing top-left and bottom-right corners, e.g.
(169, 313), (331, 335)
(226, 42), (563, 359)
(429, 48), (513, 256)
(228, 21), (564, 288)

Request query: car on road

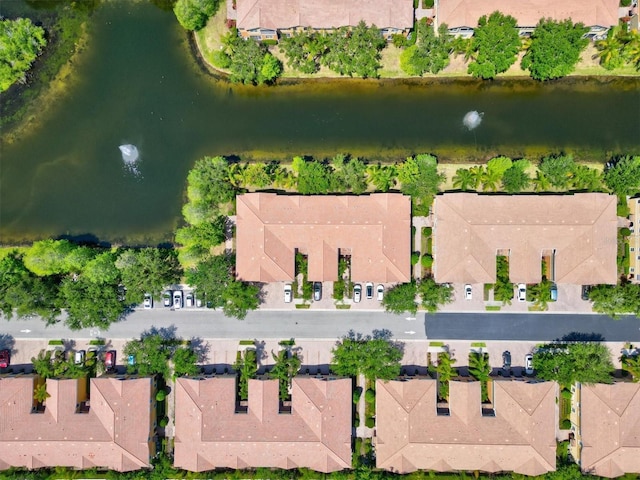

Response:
(464, 284), (472, 300)
(173, 290), (183, 309)
(163, 291), (172, 307)
(313, 282), (322, 301)
(502, 350), (511, 374)
(143, 293), (153, 309)
(581, 285), (591, 301)
(376, 284), (384, 301)
(0, 349), (10, 368)
(186, 293), (194, 308)
(517, 284), (527, 302)
(74, 350), (85, 365)
(104, 350), (116, 371)
(353, 284), (362, 303)
(525, 354), (534, 375)
(366, 282), (373, 300)
(550, 283), (558, 302)
(284, 283), (292, 303)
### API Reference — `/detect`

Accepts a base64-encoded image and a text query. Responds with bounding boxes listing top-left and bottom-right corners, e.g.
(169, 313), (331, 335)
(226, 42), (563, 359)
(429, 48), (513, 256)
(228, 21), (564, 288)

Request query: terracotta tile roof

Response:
(433, 193), (618, 285)
(173, 376), (352, 472)
(0, 376), (153, 472)
(580, 383), (640, 478)
(236, 193), (411, 282)
(375, 379), (557, 475)
(437, 0), (619, 29)
(237, 0), (414, 31)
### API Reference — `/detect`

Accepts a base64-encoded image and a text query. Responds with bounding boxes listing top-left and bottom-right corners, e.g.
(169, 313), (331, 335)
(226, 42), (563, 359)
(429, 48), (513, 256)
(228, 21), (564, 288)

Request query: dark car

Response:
(581, 285), (591, 301)
(313, 282), (322, 301)
(502, 350), (511, 375)
(0, 349), (10, 369)
(550, 283), (558, 302)
(366, 282), (374, 300)
(104, 350), (116, 371)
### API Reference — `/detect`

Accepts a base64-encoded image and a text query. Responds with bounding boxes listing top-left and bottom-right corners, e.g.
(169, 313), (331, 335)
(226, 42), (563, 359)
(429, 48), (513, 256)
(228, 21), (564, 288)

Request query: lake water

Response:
(1, 2), (639, 244)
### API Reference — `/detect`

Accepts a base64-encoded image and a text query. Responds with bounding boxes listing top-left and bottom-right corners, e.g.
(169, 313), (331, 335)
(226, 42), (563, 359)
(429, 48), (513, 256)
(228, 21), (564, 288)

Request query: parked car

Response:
(128, 354), (136, 366)
(0, 349), (10, 368)
(104, 350), (116, 371)
(365, 282), (374, 299)
(163, 291), (172, 307)
(353, 284), (362, 303)
(186, 293), (194, 308)
(284, 283), (292, 303)
(74, 350), (85, 365)
(550, 283), (558, 302)
(313, 282), (322, 301)
(464, 284), (472, 300)
(502, 350), (511, 373)
(376, 284), (384, 301)
(524, 354), (534, 375)
(143, 293), (153, 309)
(173, 290), (183, 309)
(517, 284), (527, 302)
(581, 285), (591, 301)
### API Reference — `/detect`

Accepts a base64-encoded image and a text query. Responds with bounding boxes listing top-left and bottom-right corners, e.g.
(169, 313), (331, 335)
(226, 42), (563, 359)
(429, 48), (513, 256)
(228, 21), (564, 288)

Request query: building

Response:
(435, 0), (620, 39)
(432, 193), (618, 285)
(0, 376), (155, 472)
(375, 378), (557, 475)
(235, 193), (411, 283)
(236, 0), (414, 41)
(173, 376), (352, 472)
(570, 382), (640, 477)
(628, 197), (640, 283)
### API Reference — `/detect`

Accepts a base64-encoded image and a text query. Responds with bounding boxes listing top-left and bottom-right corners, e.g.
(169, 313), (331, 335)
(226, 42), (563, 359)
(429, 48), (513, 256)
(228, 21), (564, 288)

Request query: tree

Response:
(0, 18), (47, 92)
(234, 349), (258, 400)
(33, 383), (50, 403)
(452, 168), (476, 191)
(269, 350), (302, 400)
(538, 154), (576, 189)
(621, 354), (640, 382)
(603, 155), (640, 198)
(397, 154), (444, 206)
(222, 281), (260, 320)
(60, 276), (125, 330)
(331, 331), (403, 381)
(183, 156), (235, 224)
(521, 19), (588, 81)
(589, 283), (640, 317)
(468, 352), (491, 382)
(330, 155), (368, 194)
(532, 170), (552, 192)
(124, 334), (172, 377)
(533, 342), (614, 385)
(115, 248), (182, 303)
(467, 12), (520, 79)
(23, 239), (77, 276)
(479, 166), (503, 192)
(501, 159), (531, 193)
(186, 254), (233, 308)
(225, 34), (281, 85)
(173, 0), (218, 31)
(292, 156), (332, 194)
(322, 22), (386, 78)
(528, 279), (553, 310)
(175, 216), (227, 254)
(260, 52), (283, 84)
(595, 26), (627, 70)
(382, 282), (418, 314)
(366, 164), (397, 192)
(83, 251), (120, 284)
(280, 29), (325, 74)
(173, 347), (199, 378)
(418, 278), (453, 313)
(31, 350), (55, 379)
(571, 164), (602, 191)
(400, 23), (452, 76)
(434, 351), (457, 400)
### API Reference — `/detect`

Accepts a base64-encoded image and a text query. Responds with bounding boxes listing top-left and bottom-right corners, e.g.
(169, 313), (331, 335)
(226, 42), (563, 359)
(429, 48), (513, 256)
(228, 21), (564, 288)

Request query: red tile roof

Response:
(236, 193), (411, 282)
(0, 377), (153, 472)
(173, 377), (352, 472)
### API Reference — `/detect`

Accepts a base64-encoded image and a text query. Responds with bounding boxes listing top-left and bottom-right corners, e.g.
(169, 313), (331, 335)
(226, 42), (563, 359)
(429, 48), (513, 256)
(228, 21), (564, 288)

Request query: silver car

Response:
(353, 284), (362, 303)
(173, 290), (183, 309)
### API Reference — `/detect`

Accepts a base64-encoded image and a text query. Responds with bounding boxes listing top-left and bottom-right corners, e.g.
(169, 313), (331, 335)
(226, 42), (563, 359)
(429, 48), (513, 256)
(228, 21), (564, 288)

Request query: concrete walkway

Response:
(412, 216), (432, 280)
(355, 373), (374, 439)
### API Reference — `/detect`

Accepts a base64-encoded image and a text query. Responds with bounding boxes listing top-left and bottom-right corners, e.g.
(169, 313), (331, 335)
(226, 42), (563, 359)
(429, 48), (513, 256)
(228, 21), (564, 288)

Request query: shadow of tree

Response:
(557, 332), (606, 342)
(0, 334), (15, 352)
(189, 337), (210, 363)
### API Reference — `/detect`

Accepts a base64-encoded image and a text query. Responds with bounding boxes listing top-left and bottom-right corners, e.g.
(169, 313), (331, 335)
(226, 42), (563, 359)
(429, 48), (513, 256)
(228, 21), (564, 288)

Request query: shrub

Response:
(156, 390), (167, 402)
(262, 39), (278, 46)
(211, 50), (231, 69)
(617, 202), (631, 217)
(621, 0), (632, 6)
(422, 0), (434, 7)
(411, 252), (420, 266)
(391, 34), (408, 48)
(422, 227), (432, 237)
(561, 419), (571, 430)
(561, 389), (572, 399)
(421, 254), (433, 268)
(354, 416), (360, 427)
(365, 389), (376, 403)
(365, 417), (375, 428)
(620, 227), (631, 237)
(159, 416), (169, 427)
(353, 387), (362, 404)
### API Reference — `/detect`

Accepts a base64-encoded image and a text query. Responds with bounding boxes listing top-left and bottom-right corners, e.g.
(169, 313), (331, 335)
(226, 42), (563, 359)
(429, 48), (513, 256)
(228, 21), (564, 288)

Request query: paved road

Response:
(425, 313), (640, 342)
(1, 309), (639, 342)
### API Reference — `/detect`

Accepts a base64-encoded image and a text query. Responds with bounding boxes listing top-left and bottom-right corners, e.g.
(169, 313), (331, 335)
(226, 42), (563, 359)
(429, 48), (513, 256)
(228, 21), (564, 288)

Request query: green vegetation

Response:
(521, 19), (588, 81)
(467, 11), (520, 79)
(331, 331), (403, 381)
(0, 17), (47, 92)
(222, 30), (282, 85)
(268, 349), (301, 401)
(382, 279), (452, 314)
(173, 0), (219, 31)
(418, 277), (453, 312)
(621, 354), (640, 381)
(124, 331), (200, 379)
(398, 154), (445, 215)
(400, 22), (452, 76)
(321, 21), (386, 78)
(603, 155), (640, 198)
(527, 279), (554, 311)
(468, 351), (491, 401)
(492, 255), (514, 304)
(533, 343), (614, 385)
(589, 282), (640, 317)
(234, 348), (258, 400)
(279, 29), (324, 74)
(430, 351), (456, 401)
(31, 349), (88, 380)
(595, 25), (640, 71)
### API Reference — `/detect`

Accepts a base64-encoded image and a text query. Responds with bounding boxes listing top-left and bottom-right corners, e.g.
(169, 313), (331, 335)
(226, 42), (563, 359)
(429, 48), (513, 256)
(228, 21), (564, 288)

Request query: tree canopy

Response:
(60, 276), (125, 330)
(521, 19), (588, 81)
(321, 22), (386, 78)
(279, 29), (325, 74)
(467, 11), (520, 79)
(183, 156), (235, 224)
(418, 278), (453, 313)
(533, 342), (614, 385)
(0, 17), (47, 92)
(589, 283), (640, 318)
(331, 330), (403, 381)
(185, 254), (233, 308)
(603, 155), (640, 198)
(400, 23), (452, 76)
(224, 32), (282, 85)
(173, 0), (218, 31)
(382, 282), (418, 314)
(115, 248), (182, 303)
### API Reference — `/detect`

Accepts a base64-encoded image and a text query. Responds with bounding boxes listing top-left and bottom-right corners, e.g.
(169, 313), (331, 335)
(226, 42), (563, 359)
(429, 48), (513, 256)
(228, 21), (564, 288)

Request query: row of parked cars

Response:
(143, 290), (198, 310)
(284, 282), (385, 303)
(502, 350), (535, 376)
(463, 283), (558, 302)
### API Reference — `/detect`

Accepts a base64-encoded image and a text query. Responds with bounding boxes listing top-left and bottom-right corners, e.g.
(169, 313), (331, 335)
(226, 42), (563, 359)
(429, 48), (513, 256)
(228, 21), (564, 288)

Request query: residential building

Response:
(173, 376), (352, 472)
(0, 376), (155, 472)
(570, 382), (640, 477)
(628, 197), (640, 283)
(235, 193), (411, 283)
(432, 193), (618, 285)
(435, 0), (620, 39)
(375, 378), (557, 475)
(236, 0), (414, 41)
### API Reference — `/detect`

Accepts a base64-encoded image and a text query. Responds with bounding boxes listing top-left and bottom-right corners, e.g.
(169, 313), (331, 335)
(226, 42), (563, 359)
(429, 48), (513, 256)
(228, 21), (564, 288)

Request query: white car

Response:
(284, 283), (292, 303)
(525, 354), (534, 375)
(74, 350), (85, 365)
(464, 284), (472, 300)
(186, 293), (194, 308)
(353, 284), (362, 303)
(163, 291), (172, 307)
(143, 293), (153, 309)
(517, 284), (527, 302)
(173, 290), (183, 309)
(376, 284), (384, 301)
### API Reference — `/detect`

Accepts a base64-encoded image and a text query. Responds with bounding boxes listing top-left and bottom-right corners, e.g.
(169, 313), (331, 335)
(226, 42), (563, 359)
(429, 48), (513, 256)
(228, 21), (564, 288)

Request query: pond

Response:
(1, 1), (639, 244)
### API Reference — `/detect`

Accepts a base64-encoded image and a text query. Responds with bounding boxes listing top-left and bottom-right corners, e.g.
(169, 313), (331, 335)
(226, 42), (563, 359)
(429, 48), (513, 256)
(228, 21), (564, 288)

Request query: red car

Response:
(0, 350), (10, 368)
(104, 350), (116, 371)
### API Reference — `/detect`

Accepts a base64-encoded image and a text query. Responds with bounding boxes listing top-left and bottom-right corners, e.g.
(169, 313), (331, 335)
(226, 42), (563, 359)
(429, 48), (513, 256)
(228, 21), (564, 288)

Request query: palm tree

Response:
(436, 352), (457, 401)
(571, 165), (602, 191)
(595, 27), (625, 70)
(480, 167), (502, 192)
(227, 163), (245, 188)
(469, 165), (485, 189)
(366, 164), (397, 192)
(269, 350), (302, 401)
(33, 383), (50, 403)
(468, 352), (491, 382)
(532, 171), (551, 192)
(528, 280), (552, 310)
(452, 168), (476, 191)
(623, 32), (640, 68)
(621, 355), (640, 382)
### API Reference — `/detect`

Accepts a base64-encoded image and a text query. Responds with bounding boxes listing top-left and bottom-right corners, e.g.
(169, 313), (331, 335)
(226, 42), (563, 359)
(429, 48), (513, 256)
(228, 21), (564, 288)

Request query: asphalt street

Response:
(1, 309), (638, 342)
